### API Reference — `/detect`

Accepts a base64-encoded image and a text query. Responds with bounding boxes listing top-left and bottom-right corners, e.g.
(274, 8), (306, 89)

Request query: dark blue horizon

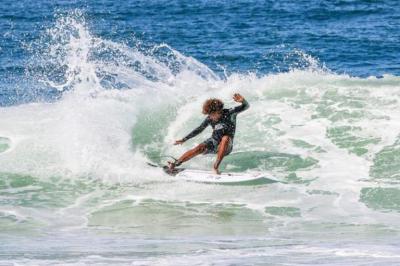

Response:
(1, 0), (399, 105)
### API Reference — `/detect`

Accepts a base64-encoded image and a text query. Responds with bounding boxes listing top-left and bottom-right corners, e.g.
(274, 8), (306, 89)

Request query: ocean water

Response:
(1, 0), (400, 265)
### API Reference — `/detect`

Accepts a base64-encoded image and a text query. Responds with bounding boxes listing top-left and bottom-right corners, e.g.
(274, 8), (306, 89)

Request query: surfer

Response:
(169, 93), (249, 174)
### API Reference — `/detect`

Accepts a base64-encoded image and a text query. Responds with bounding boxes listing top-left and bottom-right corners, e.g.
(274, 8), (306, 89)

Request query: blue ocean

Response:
(1, 1), (400, 265)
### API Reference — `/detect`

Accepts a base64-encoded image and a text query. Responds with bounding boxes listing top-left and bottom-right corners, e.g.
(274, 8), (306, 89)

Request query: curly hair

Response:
(202, 98), (224, 114)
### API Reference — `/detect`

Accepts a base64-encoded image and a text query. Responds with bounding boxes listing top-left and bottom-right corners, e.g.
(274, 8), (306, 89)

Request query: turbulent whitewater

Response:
(1, 6), (400, 266)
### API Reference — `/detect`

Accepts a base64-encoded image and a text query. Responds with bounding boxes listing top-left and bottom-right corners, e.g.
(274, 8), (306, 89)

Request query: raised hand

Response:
(233, 93), (244, 103)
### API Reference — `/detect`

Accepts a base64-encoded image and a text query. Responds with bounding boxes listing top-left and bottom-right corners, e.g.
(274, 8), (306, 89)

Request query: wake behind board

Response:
(147, 162), (279, 185)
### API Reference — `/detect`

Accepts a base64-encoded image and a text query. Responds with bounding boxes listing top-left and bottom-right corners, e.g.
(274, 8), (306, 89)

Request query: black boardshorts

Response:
(202, 137), (233, 155)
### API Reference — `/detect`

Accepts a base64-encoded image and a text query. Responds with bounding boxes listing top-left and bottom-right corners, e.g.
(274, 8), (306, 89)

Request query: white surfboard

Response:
(146, 162), (279, 185)
(175, 169), (278, 185)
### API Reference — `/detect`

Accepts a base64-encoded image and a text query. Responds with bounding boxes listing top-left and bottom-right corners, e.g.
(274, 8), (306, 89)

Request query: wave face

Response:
(1, 7), (400, 266)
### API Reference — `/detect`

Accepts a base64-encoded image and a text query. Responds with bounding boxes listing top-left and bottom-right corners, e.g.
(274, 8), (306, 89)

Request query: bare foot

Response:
(213, 167), (221, 175)
(167, 161), (176, 170)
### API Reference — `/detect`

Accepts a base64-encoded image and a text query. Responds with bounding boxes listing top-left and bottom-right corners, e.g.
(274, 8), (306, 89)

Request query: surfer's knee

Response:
(221, 135), (230, 142)
(220, 135), (230, 145)
(196, 143), (207, 153)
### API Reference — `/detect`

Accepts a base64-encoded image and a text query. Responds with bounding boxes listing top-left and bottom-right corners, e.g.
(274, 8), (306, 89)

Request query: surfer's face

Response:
(209, 111), (222, 121)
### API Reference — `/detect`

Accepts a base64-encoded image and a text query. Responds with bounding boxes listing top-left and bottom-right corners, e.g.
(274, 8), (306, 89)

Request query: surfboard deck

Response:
(147, 162), (279, 185)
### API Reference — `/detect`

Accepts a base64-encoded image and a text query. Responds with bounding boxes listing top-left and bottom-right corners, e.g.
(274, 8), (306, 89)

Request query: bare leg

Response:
(169, 143), (206, 170)
(213, 135), (231, 174)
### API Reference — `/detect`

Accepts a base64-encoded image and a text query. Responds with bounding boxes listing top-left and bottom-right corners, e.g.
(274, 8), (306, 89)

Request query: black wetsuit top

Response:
(182, 99), (249, 143)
